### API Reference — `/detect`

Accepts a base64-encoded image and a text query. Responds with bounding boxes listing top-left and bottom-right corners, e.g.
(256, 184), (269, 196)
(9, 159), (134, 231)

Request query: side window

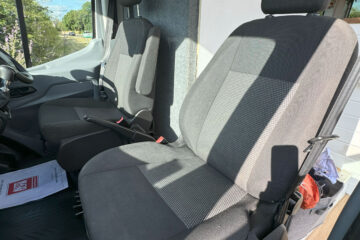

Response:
(347, 0), (360, 23)
(0, 0), (93, 68)
(0, 1), (25, 66)
(323, 0), (360, 22)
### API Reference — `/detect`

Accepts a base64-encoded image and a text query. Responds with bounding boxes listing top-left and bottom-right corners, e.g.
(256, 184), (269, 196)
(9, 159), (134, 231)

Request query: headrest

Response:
(118, 0), (142, 7)
(262, 0), (331, 14)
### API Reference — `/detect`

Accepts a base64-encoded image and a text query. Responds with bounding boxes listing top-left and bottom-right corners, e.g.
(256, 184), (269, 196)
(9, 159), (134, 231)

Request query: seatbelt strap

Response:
(276, 56), (360, 226)
(97, 0), (117, 99)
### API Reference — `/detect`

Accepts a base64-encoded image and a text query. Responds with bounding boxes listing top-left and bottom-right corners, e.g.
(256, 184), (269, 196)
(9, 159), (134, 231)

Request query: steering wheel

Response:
(0, 49), (33, 84)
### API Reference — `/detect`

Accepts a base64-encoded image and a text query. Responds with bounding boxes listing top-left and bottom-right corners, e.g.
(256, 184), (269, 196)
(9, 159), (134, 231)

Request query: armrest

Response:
(57, 129), (126, 171)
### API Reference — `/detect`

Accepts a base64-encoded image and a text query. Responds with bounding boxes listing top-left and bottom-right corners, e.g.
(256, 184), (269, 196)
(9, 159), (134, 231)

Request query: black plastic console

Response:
(57, 129), (128, 171)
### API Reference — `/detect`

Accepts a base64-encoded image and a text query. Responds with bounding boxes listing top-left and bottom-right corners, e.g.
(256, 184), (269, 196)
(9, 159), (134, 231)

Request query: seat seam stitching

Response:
(136, 165), (194, 230)
(136, 166), (190, 230)
(81, 165), (148, 178)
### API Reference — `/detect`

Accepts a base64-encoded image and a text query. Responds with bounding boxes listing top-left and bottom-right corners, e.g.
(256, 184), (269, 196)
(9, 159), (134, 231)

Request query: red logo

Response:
(7, 176), (38, 195)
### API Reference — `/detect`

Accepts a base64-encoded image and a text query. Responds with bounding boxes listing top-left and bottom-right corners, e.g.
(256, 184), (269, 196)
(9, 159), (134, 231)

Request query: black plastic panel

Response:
(10, 86), (37, 98)
(0, 188), (88, 240)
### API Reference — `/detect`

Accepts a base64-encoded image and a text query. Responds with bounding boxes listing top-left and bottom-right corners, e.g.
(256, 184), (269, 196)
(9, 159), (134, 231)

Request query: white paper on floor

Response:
(0, 160), (68, 209)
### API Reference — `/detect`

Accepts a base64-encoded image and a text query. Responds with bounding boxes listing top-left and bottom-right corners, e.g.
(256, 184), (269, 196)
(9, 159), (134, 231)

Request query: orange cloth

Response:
(299, 174), (320, 209)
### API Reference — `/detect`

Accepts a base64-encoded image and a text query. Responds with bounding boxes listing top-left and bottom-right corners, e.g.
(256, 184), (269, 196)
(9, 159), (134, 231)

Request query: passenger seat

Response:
(78, 0), (358, 239)
(38, 0), (160, 145)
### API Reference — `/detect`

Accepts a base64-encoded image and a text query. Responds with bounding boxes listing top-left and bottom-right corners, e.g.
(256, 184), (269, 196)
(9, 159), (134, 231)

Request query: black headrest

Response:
(262, 0), (331, 14)
(118, 0), (141, 7)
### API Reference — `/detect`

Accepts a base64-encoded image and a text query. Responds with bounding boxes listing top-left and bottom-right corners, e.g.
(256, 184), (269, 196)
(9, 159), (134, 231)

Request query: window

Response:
(347, 0), (360, 23)
(0, 1), (24, 66)
(323, 0), (360, 22)
(0, 0), (93, 68)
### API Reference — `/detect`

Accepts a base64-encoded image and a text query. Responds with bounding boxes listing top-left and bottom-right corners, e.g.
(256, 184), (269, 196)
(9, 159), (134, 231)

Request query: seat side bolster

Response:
(135, 27), (161, 96)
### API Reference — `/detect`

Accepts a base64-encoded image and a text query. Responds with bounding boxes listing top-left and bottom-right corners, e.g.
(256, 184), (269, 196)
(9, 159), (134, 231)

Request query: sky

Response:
(37, 0), (90, 20)
(354, 1), (360, 9)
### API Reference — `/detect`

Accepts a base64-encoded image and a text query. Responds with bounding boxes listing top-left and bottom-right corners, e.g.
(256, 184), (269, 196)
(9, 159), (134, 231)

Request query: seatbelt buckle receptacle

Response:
(98, 61), (108, 100)
(287, 191), (303, 216)
(116, 117), (124, 124)
(156, 136), (168, 144)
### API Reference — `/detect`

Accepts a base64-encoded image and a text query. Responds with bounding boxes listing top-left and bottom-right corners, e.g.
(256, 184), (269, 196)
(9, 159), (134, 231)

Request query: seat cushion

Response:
(79, 142), (263, 240)
(39, 98), (123, 144)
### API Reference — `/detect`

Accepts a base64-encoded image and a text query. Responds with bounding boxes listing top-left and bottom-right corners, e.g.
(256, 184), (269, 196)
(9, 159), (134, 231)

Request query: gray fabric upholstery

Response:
(169, 204), (250, 240)
(39, 18), (160, 144)
(79, 142), (260, 240)
(102, 19), (158, 115)
(117, 0), (141, 7)
(136, 27), (161, 95)
(80, 166), (187, 240)
(39, 98), (122, 144)
(80, 142), (195, 175)
(80, 143), (279, 240)
(139, 158), (246, 228)
(169, 197), (279, 240)
(79, 13), (358, 240)
(261, 0), (331, 14)
(179, 16), (357, 202)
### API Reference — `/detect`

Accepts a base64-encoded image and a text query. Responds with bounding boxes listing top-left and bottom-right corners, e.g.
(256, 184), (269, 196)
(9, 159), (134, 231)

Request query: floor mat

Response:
(0, 160), (68, 209)
(0, 188), (87, 240)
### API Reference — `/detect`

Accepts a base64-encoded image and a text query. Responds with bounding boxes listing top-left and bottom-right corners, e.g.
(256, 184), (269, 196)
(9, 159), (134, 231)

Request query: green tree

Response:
(62, 2), (92, 32)
(80, 2), (92, 32)
(0, 0), (19, 44)
(350, 7), (360, 18)
(54, 19), (63, 32)
(63, 10), (78, 31)
(0, 0), (92, 67)
(0, 0), (63, 66)
(23, 0), (64, 65)
(0, 21), (29, 66)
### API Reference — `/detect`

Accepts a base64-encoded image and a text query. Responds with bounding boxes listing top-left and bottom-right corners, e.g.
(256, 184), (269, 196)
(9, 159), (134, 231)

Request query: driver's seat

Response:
(38, 0), (160, 145)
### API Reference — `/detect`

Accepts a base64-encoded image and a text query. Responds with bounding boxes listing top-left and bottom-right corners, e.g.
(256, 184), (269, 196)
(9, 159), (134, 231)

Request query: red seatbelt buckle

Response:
(116, 117), (124, 124)
(156, 136), (168, 144)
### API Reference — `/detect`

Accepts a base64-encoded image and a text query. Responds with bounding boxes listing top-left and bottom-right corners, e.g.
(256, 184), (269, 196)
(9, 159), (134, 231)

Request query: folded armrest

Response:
(57, 129), (126, 171)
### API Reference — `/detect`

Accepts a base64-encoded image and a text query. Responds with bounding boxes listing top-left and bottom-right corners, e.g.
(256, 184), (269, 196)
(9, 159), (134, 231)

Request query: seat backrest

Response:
(102, 0), (160, 116)
(179, 0), (358, 203)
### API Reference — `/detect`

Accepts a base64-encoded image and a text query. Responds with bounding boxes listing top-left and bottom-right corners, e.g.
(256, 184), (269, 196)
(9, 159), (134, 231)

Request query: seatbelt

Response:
(276, 56), (360, 227)
(97, 0), (117, 100)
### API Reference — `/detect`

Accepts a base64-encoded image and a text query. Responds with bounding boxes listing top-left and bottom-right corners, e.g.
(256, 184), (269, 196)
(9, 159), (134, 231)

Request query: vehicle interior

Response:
(1, 0), (360, 239)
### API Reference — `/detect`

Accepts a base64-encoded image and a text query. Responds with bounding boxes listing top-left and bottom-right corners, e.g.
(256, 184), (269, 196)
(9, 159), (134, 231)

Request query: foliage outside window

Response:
(0, 0), (92, 67)
(323, 0), (360, 23)
(349, 0), (360, 18)
(0, 1), (27, 65)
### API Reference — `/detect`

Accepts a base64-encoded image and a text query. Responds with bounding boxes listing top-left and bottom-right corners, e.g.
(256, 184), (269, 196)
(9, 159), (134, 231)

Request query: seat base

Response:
(39, 98), (123, 145)
(57, 129), (128, 171)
